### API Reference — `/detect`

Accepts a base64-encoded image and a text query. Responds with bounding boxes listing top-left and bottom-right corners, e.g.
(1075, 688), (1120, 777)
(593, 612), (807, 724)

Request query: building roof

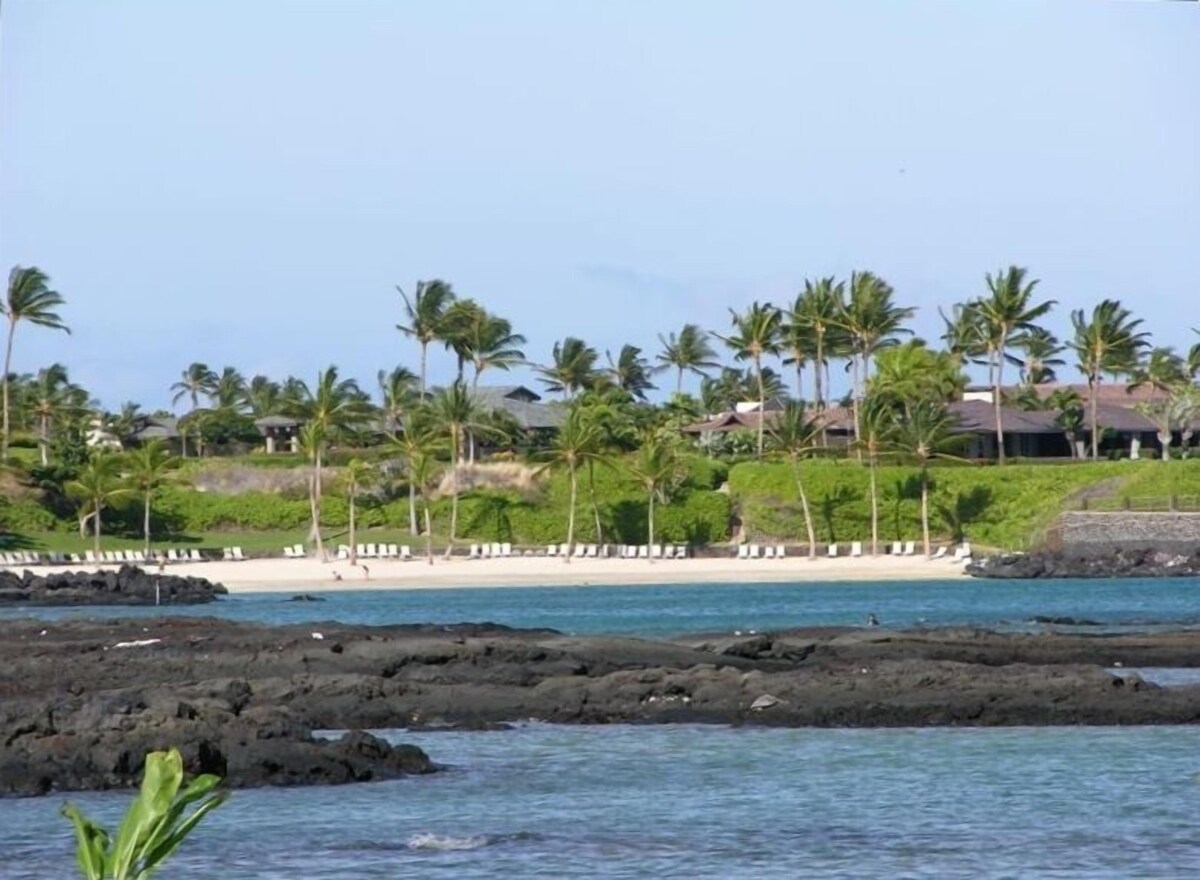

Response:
(469, 385), (563, 430)
(254, 415), (303, 429)
(126, 416), (180, 441)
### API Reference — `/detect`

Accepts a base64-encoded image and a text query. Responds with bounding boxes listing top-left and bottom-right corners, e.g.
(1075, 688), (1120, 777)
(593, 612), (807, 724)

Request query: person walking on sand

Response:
(362, 565), (370, 581)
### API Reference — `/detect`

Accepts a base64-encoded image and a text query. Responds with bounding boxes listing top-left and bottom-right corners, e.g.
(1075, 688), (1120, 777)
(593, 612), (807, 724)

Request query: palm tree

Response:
(245, 375), (283, 418)
(973, 266), (1055, 464)
(1067, 300), (1150, 461)
(537, 407), (609, 562)
(3, 266), (69, 461)
(537, 337), (600, 399)
(890, 400), (967, 556)
(405, 428), (443, 565)
(625, 432), (683, 559)
(867, 341), (967, 409)
(440, 298), (487, 381)
(786, 278), (844, 417)
(388, 406), (441, 538)
(1016, 327), (1066, 386)
(430, 381), (487, 556)
(779, 316), (811, 402)
(396, 279), (456, 395)
(377, 366), (419, 436)
(939, 302), (988, 370)
(1047, 388), (1085, 458)
(656, 324), (720, 394)
(291, 366), (374, 555)
(466, 314), (526, 389)
(345, 458), (377, 565)
(855, 397), (895, 556)
(29, 363), (78, 466)
(66, 453), (131, 556)
(124, 440), (183, 554)
(170, 363), (217, 457)
(716, 302), (783, 458)
(1130, 347), (1186, 400)
(606, 344), (656, 400)
(211, 367), (248, 412)
(1188, 330), (1200, 379)
(839, 271), (914, 444)
(767, 401), (819, 559)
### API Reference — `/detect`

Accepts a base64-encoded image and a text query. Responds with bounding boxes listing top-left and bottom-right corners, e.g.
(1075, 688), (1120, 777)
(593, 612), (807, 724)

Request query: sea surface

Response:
(5, 724), (1200, 878)
(5, 577), (1200, 877)
(3, 576), (1200, 637)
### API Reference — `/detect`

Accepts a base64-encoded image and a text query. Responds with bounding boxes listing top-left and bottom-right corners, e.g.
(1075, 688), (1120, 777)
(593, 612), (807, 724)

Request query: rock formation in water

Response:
(0, 565), (227, 605)
(968, 548), (1200, 579)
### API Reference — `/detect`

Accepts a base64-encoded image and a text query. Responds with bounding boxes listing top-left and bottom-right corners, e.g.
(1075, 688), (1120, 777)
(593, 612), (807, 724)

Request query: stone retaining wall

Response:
(1058, 512), (1200, 553)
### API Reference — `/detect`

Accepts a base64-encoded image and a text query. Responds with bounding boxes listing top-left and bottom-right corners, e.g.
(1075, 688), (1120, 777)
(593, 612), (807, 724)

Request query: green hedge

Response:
(728, 459), (1134, 549)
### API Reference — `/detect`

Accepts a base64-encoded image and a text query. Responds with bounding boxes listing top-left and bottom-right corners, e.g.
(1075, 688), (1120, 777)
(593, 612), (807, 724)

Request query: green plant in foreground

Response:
(61, 748), (227, 880)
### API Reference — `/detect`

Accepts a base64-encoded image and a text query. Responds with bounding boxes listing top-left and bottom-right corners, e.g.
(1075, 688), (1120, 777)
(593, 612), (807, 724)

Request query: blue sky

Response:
(2, 0), (1197, 410)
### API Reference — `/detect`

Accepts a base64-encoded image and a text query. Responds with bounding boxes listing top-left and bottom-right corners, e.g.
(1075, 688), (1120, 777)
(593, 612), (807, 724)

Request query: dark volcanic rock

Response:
(968, 547), (1200, 579)
(0, 565), (226, 605)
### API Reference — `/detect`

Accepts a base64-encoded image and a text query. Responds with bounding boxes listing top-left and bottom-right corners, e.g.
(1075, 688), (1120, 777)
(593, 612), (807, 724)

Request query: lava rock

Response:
(0, 565), (226, 605)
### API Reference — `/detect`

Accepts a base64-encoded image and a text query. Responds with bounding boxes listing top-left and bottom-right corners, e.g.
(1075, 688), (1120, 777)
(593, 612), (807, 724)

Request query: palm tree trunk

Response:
(676, 367), (684, 395)
(851, 355), (862, 461)
(2, 319), (15, 462)
(1159, 431), (1171, 461)
(1090, 375), (1100, 461)
(38, 413), (49, 466)
(920, 466), (931, 557)
(869, 452), (879, 556)
(94, 501), (102, 557)
(308, 450), (324, 558)
(419, 342), (428, 397)
(143, 493), (152, 555)
(794, 360), (803, 402)
(755, 355), (766, 459)
(565, 463), (577, 564)
(408, 481), (418, 536)
(793, 460), (816, 560)
(445, 439), (459, 559)
(994, 332), (1007, 465)
(815, 331), (824, 414)
(587, 461), (603, 545)
(423, 503), (434, 565)
(349, 485), (358, 566)
(647, 489), (656, 563)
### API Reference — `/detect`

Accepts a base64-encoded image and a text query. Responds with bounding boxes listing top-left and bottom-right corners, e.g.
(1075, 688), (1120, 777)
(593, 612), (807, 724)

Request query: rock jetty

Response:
(0, 565), (227, 605)
(968, 548), (1200, 579)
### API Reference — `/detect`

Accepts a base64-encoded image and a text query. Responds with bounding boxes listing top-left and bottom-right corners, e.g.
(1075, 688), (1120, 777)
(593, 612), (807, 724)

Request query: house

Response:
(254, 415), (303, 454)
(469, 385), (564, 447)
(124, 415), (182, 449)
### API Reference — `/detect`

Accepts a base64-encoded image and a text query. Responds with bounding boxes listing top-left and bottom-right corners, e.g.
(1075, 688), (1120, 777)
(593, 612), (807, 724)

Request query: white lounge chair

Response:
(956, 542), (972, 562)
(851, 541), (863, 558)
(649, 544), (661, 559)
(222, 548), (234, 561)
(635, 545), (647, 559)
(585, 544), (598, 558)
(737, 544), (749, 560)
(190, 550), (203, 562)
(337, 545), (349, 560)
(134, 551), (147, 563)
(904, 541), (916, 556)
(664, 545), (676, 560)
(499, 542), (510, 557)
(70, 553), (82, 564)
(491, 543), (502, 558)
(546, 544), (558, 557)
(763, 546), (775, 560)
(891, 541), (903, 556)
(932, 546), (948, 559)
(775, 544), (786, 559)
(400, 545), (412, 560)
(748, 544), (761, 559)
(232, 547), (246, 561)
(828, 544), (839, 558)
(167, 549), (180, 562)
(469, 544), (481, 559)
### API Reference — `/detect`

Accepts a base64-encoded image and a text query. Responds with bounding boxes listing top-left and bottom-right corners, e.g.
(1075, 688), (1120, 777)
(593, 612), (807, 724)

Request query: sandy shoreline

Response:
(37, 554), (970, 592)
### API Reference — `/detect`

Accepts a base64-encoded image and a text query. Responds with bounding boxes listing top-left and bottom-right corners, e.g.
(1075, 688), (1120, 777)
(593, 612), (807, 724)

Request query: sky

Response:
(1, 0), (1198, 411)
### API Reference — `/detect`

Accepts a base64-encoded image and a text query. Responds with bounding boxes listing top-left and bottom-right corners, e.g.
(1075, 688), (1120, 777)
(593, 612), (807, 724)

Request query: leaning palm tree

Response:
(210, 367), (248, 413)
(66, 453), (131, 557)
(973, 266), (1055, 464)
(536, 337), (600, 399)
(396, 279), (456, 395)
(297, 422), (326, 558)
(1047, 388), (1086, 458)
(625, 432), (683, 559)
(1016, 327), (1066, 386)
(537, 407), (609, 562)
(406, 431), (443, 565)
(439, 298), (487, 381)
(939, 301), (989, 370)
(839, 271), (914, 442)
(3, 266), (70, 461)
(170, 363), (217, 457)
(715, 302), (783, 458)
(244, 375), (283, 419)
(377, 366), (419, 436)
(29, 363), (79, 466)
(466, 314), (526, 389)
(1188, 330), (1200, 380)
(855, 396), (896, 556)
(606, 344), (656, 401)
(388, 405), (443, 538)
(429, 381), (488, 556)
(123, 440), (184, 554)
(1067, 300), (1150, 461)
(1129, 347), (1186, 401)
(344, 457), (377, 565)
(767, 400), (820, 559)
(890, 400), (968, 556)
(785, 278), (844, 417)
(655, 324), (720, 394)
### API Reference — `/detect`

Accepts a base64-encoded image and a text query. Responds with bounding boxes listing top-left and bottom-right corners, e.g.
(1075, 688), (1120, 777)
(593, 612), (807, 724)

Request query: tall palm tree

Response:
(839, 271), (914, 442)
(430, 381), (487, 556)
(855, 396), (895, 556)
(66, 453), (131, 556)
(656, 324), (720, 394)
(389, 406), (442, 540)
(606, 344), (656, 400)
(245, 375), (283, 418)
(890, 400), (968, 556)
(973, 266), (1055, 464)
(939, 302), (988, 370)
(716, 302), (783, 458)
(537, 407), (609, 562)
(344, 457), (377, 565)
(767, 401), (819, 559)
(377, 366), (419, 436)
(170, 363), (217, 457)
(1188, 329), (1200, 380)
(537, 337), (600, 399)
(1067, 300), (1150, 461)
(3, 266), (69, 461)
(466, 314), (526, 389)
(405, 427), (443, 565)
(440, 298), (487, 381)
(297, 422), (326, 558)
(1129, 347), (1186, 400)
(211, 367), (248, 412)
(786, 278), (844, 418)
(396, 279), (456, 395)
(291, 366), (374, 554)
(124, 440), (183, 554)
(625, 432), (683, 559)
(29, 363), (78, 466)
(1016, 327), (1066, 386)
(869, 341), (968, 407)
(1047, 388), (1086, 458)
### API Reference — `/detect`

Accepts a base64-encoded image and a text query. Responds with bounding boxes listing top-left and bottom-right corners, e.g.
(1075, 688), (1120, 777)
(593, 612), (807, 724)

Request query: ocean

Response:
(4, 576), (1200, 877)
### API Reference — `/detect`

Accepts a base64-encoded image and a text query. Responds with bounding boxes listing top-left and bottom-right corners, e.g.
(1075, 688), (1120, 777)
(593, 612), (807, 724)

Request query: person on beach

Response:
(362, 565), (370, 580)
(866, 613), (880, 627)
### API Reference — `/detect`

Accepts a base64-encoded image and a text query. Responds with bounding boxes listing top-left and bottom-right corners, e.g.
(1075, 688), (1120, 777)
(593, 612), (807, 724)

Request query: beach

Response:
(37, 553), (970, 592)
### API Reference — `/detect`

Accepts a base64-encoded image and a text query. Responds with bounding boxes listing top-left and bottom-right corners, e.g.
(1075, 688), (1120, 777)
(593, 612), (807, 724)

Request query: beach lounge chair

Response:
(167, 549), (179, 562)
(737, 544), (749, 560)
(355, 544), (366, 558)
(133, 551), (147, 563)
(850, 541), (863, 557)
(648, 544), (659, 559)
(763, 546), (775, 560)
(222, 548), (234, 561)
(903, 541), (916, 556)
(232, 547), (246, 561)
(828, 544), (839, 558)
(70, 553), (82, 564)
(469, 544), (481, 559)
(957, 542), (972, 562)
(664, 545), (676, 560)
(492, 543), (504, 558)
(571, 543), (584, 558)
(932, 546), (947, 559)
(501, 542), (513, 557)
(337, 545), (349, 560)
(748, 544), (761, 559)
(633, 545), (645, 559)
(891, 541), (903, 556)
(368, 543), (381, 559)
(546, 544), (558, 557)
(585, 544), (598, 558)
(190, 549), (203, 562)
(775, 544), (786, 559)
(400, 545), (412, 560)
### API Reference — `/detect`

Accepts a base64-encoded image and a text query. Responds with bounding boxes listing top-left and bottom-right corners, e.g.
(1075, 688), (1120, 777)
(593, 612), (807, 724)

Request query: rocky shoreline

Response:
(968, 548), (1200, 579)
(0, 565), (227, 605)
(4, 616), (1200, 796)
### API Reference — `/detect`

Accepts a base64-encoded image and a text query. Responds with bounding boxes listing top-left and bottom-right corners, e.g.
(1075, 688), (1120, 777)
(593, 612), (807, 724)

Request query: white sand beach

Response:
(42, 554), (971, 592)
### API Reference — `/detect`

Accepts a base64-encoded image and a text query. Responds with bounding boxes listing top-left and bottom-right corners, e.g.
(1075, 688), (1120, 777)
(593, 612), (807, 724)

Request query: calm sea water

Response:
(4, 724), (1200, 878)
(3, 577), (1200, 636)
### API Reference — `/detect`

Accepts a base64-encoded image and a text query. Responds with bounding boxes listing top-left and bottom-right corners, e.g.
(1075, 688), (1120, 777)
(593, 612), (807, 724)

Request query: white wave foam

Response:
(406, 832), (489, 852)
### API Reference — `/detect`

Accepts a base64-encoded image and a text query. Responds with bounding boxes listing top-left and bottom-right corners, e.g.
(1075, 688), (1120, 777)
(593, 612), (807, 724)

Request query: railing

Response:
(1067, 495), (1200, 513)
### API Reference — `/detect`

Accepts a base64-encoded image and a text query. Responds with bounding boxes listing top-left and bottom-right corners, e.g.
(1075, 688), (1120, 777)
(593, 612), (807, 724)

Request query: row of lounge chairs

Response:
(0, 548), (217, 567)
(335, 544), (413, 560)
(735, 541), (973, 560)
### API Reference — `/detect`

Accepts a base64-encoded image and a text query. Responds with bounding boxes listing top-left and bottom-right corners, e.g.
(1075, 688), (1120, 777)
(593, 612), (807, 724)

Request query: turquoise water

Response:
(5, 724), (1200, 878)
(4, 577), (1200, 636)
